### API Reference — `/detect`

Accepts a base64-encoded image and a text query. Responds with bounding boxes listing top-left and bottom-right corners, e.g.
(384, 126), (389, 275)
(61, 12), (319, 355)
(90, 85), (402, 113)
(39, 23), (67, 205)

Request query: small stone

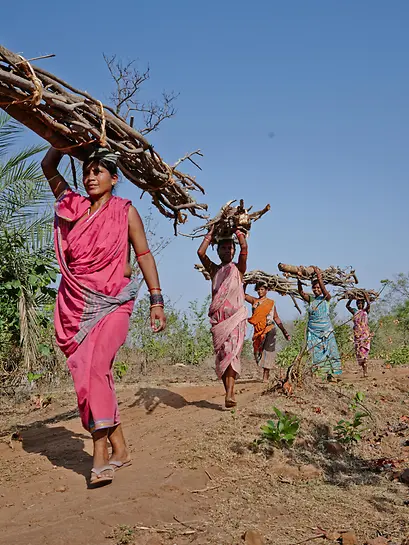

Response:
(55, 485), (67, 493)
(299, 464), (322, 480)
(146, 537), (163, 545)
(366, 538), (389, 545)
(242, 529), (265, 545)
(324, 440), (345, 456)
(340, 530), (358, 545)
(399, 469), (409, 484)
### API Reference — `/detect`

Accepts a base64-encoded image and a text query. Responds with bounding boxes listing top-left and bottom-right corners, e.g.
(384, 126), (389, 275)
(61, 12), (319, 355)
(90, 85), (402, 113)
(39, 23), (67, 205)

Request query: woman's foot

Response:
(90, 465), (114, 487)
(225, 397), (237, 408)
(362, 363), (368, 378)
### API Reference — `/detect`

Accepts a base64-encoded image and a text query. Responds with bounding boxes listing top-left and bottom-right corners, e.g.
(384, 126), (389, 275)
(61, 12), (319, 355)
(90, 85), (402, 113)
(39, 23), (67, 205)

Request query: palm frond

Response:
(0, 112), (22, 157)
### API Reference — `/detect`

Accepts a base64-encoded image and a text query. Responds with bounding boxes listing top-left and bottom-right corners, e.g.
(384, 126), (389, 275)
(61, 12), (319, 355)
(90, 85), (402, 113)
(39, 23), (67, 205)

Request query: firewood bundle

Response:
(0, 45), (207, 231)
(243, 270), (300, 298)
(336, 288), (379, 302)
(278, 263), (358, 288)
(185, 199), (270, 240)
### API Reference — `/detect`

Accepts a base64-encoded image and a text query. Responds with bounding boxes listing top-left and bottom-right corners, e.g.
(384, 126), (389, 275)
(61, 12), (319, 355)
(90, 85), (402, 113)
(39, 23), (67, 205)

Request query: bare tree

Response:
(103, 54), (178, 135)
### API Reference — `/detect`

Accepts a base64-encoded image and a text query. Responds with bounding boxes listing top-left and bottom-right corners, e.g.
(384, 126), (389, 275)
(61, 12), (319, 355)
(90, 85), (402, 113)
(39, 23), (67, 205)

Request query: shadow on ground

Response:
(22, 425), (92, 480)
(129, 387), (224, 412)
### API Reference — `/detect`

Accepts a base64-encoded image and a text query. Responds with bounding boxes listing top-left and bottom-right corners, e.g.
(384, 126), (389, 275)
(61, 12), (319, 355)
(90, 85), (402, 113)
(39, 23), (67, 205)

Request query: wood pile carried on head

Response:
(0, 44), (207, 233)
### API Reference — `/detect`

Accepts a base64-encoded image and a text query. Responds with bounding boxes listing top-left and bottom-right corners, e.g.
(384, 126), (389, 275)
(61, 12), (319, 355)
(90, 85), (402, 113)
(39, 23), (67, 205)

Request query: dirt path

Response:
(2, 363), (409, 545)
(0, 382), (263, 545)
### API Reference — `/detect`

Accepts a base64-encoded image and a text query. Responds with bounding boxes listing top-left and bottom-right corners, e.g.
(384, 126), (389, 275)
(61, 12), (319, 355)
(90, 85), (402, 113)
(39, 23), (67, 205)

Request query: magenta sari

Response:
(353, 309), (371, 366)
(208, 263), (247, 379)
(54, 190), (139, 433)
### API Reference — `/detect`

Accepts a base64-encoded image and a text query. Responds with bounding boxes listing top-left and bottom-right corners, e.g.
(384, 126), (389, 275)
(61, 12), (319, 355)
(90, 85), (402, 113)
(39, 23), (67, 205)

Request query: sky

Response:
(2, 0), (409, 320)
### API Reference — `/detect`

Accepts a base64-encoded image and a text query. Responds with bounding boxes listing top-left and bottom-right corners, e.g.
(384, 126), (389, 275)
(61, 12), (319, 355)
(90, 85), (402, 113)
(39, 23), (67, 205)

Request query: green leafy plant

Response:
(335, 411), (368, 446)
(113, 361), (129, 381)
(27, 371), (43, 384)
(258, 407), (300, 447)
(386, 346), (409, 367)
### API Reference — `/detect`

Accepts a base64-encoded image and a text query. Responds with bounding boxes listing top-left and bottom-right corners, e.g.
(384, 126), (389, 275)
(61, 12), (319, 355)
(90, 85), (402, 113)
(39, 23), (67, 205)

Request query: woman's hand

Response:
(150, 306), (166, 333)
(285, 333), (291, 342)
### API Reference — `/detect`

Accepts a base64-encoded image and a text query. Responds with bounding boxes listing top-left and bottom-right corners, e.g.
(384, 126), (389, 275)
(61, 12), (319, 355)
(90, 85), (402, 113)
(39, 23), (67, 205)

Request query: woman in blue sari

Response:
(297, 267), (341, 379)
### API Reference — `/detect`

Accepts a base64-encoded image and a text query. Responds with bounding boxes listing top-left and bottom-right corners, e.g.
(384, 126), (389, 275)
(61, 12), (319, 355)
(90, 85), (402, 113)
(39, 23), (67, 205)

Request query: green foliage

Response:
(386, 346), (409, 367)
(276, 318), (306, 368)
(130, 294), (214, 369)
(0, 113), (56, 380)
(113, 361), (129, 381)
(335, 411), (368, 446)
(335, 391), (369, 446)
(258, 407), (300, 447)
(27, 371), (44, 384)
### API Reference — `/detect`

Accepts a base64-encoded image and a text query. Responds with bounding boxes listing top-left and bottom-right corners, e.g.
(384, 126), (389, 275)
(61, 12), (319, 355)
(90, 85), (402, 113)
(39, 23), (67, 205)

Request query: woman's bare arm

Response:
(346, 299), (355, 315)
(314, 267), (331, 301)
(197, 226), (218, 279)
(235, 230), (248, 275)
(365, 293), (371, 314)
(41, 147), (70, 199)
(298, 279), (310, 303)
(274, 307), (291, 341)
(245, 294), (256, 305)
(128, 206), (165, 332)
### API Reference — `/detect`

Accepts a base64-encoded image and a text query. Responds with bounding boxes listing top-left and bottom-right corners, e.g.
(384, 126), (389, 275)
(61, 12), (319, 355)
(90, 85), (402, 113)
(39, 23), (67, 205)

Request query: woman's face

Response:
(357, 299), (365, 310)
(217, 240), (235, 264)
(312, 282), (322, 297)
(256, 286), (268, 298)
(83, 161), (117, 200)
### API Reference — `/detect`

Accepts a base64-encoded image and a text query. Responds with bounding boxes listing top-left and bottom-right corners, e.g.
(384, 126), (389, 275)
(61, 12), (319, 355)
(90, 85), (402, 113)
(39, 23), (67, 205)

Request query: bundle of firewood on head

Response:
(336, 288), (379, 303)
(185, 199), (270, 240)
(0, 44), (207, 233)
(278, 263), (359, 288)
(243, 270), (303, 313)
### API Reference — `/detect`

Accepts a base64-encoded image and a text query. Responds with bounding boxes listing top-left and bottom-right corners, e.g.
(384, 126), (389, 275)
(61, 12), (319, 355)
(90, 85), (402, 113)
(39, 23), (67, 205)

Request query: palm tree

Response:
(0, 113), (56, 383)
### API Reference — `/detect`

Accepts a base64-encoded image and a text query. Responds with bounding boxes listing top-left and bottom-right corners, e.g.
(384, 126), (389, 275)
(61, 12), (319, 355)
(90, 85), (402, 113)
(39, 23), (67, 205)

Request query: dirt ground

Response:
(1, 359), (409, 545)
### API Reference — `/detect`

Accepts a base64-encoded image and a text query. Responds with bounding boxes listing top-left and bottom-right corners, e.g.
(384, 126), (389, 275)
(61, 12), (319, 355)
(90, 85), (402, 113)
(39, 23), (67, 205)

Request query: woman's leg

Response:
(92, 428), (110, 467)
(263, 368), (270, 382)
(108, 424), (131, 464)
(224, 365), (237, 404)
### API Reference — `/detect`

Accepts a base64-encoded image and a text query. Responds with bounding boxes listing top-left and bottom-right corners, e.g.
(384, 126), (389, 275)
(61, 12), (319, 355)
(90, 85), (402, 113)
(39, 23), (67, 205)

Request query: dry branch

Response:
(244, 270), (303, 313)
(183, 199), (270, 239)
(195, 263), (211, 281)
(336, 288), (379, 302)
(0, 44), (207, 232)
(278, 263), (358, 288)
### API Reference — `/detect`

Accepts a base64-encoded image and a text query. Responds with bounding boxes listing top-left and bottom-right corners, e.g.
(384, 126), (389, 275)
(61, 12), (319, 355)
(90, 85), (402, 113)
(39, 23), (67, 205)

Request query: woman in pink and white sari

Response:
(42, 146), (166, 487)
(197, 225), (248, 408)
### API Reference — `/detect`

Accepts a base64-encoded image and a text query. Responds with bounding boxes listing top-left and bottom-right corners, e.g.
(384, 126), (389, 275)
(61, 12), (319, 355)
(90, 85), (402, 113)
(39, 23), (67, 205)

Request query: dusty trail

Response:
(0, 383), (262, 545)
(2, 363), (409, 545)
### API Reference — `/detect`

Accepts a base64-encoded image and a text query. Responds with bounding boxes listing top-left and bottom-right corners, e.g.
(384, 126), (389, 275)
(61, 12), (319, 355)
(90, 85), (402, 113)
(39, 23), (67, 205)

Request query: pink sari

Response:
(54, 190), (139, 432)
(208, 263), (247, 379)
(353, 309), (371, 366)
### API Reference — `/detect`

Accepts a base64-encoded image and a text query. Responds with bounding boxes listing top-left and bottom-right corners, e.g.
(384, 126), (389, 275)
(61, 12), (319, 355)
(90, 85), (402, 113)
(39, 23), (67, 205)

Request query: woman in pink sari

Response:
(42, 146), (166, 486)
(197, 225), (248, 408)
(346, 295), (371, 377)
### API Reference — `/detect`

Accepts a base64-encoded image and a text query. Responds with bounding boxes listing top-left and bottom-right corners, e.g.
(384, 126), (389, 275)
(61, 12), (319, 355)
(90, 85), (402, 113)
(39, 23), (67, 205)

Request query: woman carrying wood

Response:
(245, 283), (291, 382)
(42, 146), (166, 487)
(346, 295), (371, 377)
(297, 267), (342, 380)
(197, 225), (248, 408)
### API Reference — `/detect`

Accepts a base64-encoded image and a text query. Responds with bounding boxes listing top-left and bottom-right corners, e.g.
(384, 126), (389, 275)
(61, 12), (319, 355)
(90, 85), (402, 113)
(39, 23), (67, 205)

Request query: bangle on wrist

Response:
(150, 303), (164, 309)
(149, 287), (162, 293)
(150, 292), (164, 307)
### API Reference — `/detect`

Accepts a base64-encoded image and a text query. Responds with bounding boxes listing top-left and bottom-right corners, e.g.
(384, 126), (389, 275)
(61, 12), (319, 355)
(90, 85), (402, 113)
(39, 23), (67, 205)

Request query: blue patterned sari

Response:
(307, 295), (341, 376)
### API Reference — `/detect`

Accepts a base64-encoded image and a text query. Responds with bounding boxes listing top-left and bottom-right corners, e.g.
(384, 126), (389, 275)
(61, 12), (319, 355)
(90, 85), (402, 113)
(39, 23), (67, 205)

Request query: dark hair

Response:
(83, 158), (118, 177)
(255, 282), (267, 291)
(217, 238), (235, 249)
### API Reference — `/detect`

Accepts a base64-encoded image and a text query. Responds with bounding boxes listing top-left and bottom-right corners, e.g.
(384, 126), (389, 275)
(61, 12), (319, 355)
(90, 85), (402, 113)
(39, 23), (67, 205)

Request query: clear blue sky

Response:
(3, 0), (409, 319)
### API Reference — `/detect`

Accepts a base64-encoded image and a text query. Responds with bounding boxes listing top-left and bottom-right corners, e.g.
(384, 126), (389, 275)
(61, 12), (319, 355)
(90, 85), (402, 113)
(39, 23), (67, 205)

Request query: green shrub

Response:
(258, 407), (300, 447)
(386, 346), (409, 367)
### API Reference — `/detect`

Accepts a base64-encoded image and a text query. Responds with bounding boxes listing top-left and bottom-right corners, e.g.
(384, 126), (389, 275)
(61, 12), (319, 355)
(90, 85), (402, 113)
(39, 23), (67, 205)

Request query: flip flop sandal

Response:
(90, 465), (114, 487)
(225, 398), (237, 408)
(109, 459), (132, 472)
